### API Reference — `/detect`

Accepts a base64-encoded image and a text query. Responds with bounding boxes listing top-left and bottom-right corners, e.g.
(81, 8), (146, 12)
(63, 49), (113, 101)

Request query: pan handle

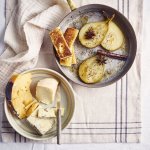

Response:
(67, 0), (76, 11)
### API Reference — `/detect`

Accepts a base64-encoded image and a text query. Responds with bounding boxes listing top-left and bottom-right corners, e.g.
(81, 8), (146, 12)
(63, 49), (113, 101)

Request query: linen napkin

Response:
(0, 0), (142, 143)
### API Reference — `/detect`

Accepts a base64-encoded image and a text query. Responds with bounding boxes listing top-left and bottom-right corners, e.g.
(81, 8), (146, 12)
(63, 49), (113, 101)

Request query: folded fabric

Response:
(0, 0), (69, 96)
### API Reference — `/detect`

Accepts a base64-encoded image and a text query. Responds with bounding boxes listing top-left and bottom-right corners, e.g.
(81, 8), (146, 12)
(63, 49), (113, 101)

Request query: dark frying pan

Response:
(53, 0), (137, 88)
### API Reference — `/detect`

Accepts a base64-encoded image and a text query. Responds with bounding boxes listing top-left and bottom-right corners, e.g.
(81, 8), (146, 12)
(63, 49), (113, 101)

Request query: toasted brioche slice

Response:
(50, 27), (72, 59)
(60, 28), (79, 66)
(71, 46), (76, 64)
(60, 46), (76, 66)
(60, 54), (72, 66)
(64, 28), (79, 48)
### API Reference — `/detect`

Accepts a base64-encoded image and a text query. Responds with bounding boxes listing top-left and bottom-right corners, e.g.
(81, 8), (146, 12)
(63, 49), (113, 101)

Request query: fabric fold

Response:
(0, 0), (69, 96)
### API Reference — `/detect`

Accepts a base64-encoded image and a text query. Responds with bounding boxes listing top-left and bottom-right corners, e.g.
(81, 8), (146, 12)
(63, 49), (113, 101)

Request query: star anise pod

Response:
(84, 27), (95, 39)
(96, 55), (107, 65)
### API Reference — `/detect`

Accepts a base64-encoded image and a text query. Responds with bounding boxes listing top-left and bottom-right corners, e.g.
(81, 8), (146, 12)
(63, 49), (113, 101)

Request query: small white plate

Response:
(4, 68), (75, 140)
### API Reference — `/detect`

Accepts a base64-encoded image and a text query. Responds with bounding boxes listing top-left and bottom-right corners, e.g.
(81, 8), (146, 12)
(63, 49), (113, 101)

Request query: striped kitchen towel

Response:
(0, 0), (142, 143)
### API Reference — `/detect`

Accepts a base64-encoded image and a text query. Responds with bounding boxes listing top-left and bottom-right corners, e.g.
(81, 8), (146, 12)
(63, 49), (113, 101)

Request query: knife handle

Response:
(57, 109), (61, 145)
(67, 0), (76, 11)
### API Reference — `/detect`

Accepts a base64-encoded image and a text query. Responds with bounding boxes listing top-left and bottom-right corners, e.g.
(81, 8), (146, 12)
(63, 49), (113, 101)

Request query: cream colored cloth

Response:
(0, 0), (69, 96)
(1, 0), (142, 143)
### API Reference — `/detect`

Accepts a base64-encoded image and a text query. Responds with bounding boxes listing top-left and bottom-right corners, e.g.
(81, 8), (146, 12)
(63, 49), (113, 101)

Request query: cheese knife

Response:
(56, 85), (61, 144)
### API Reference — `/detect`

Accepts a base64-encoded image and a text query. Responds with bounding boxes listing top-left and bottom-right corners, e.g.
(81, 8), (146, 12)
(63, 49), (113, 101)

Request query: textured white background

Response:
(0, 0), (150, 149)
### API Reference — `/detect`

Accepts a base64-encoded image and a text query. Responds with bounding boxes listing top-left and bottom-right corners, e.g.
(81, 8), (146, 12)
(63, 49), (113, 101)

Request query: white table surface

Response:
(0, 0), (150, 149)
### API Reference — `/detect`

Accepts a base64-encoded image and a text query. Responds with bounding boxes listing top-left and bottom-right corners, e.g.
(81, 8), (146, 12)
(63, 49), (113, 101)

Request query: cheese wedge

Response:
(27, 107), (55, 135)
(11, 73), (36, 119)
(36, 78), (59, 105)
(38, 107), (65, 118)
(38, 107), (56, 118)
(60, 28), (79, 66)
(50, 27), (72, 60)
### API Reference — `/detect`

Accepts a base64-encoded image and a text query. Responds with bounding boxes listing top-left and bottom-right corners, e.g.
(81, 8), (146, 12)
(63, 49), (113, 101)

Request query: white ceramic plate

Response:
(4, 68), (75, 140)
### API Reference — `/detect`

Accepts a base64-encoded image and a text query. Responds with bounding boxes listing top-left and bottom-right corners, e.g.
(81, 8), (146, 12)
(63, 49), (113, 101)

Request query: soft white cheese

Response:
(38, 108), (56, 118)
(27, 107), (55, 135)
(36, 78), (59, 105)
(38, 107), (65, 118)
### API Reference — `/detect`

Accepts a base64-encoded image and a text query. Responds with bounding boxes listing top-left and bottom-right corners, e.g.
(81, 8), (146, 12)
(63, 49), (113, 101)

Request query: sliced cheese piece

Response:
(11, 98), (26, 118)
(26, 102), (39, 117)
(36, 78), (59, 105)
(27, 107), (55, 135)
(25, 98), (37, 110)
(11, 73), (34, 119)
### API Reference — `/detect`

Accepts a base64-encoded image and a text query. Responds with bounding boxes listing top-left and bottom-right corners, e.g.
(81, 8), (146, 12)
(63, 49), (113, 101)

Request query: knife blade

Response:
(56, 85), (61, 144)
(56, 85), (61, 109)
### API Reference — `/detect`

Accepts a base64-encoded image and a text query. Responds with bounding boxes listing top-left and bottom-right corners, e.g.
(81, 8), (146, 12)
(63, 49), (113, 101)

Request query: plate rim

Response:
(4, 68), (75, 141)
